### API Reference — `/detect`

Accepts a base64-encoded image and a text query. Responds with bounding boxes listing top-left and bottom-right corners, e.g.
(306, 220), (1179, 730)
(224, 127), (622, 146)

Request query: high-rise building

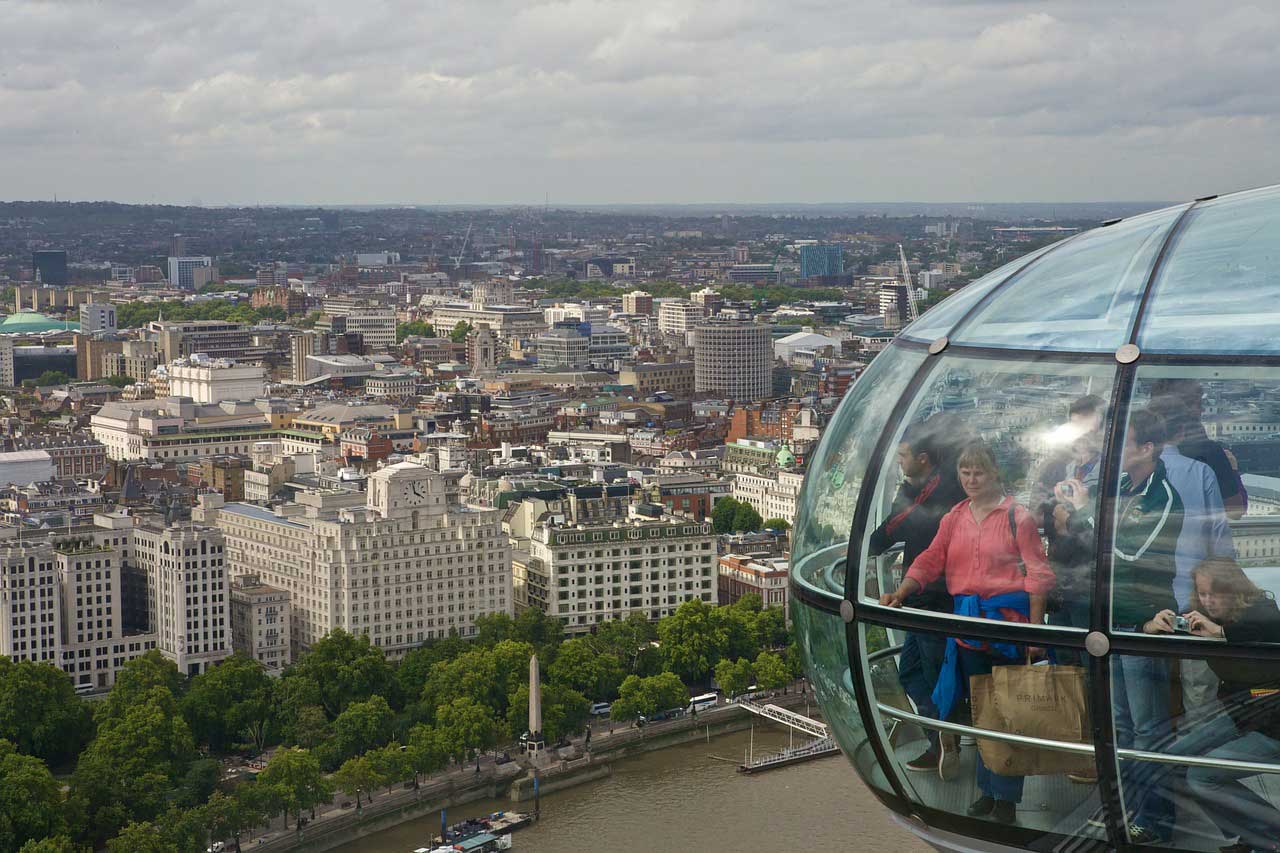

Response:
(289, 330), (330, 382)
(657, 301), (705, 336)
(32, 251), (68, 286)
(690, 287), (723, 315)
(167, 256), (213, 291)
(212, 462), (512, 657)
(338, 309), (396, 352)
(150, 319), (252, 362)
(693, 321), (773, 401)
(169, 234), (187, 257)
(0, 338), (13, 387)
(466, 324), (498, 376)
(622, 291), (654, 315)
(79, 302), (117, 334)
(131, 521), (231, 677)
(229, 574), (291, 671)
(799, 244), (844, 279)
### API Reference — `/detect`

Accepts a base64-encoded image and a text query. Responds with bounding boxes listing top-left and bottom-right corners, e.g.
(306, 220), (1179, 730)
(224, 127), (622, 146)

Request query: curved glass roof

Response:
(901, 184), (1280, 354)
(0, 313), (78, 334)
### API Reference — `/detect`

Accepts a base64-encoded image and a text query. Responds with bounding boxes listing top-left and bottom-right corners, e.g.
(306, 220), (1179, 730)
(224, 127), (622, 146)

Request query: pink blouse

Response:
(905, 496), (1055, 599)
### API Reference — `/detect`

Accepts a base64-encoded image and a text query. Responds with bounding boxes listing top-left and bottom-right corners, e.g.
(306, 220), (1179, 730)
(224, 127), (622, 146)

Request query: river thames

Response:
(336, 725), (931, 853)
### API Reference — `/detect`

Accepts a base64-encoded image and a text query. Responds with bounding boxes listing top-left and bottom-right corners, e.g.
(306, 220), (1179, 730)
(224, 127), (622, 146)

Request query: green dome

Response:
(776, 445), (795, 467)
(0, 313), (78, 334)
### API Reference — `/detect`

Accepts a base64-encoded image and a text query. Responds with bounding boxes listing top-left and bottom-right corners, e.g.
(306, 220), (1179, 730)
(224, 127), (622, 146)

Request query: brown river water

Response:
(334, 725), (931, 853)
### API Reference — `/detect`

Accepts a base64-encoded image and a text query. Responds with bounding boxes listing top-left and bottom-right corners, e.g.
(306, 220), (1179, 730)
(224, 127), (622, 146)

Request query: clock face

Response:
(401, 479), (429, 506)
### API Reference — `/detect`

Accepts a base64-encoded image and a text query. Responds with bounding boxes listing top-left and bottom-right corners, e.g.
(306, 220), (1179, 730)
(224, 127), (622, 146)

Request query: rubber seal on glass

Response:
(840, 599), (855, 623)
(927, 336), (949, 355)
(1115, 343), (1140, 364)
(1085, 631), (1111, 657)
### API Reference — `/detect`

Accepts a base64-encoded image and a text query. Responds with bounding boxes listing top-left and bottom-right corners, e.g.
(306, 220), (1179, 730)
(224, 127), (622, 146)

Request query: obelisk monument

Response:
(527, 653), (544, 756)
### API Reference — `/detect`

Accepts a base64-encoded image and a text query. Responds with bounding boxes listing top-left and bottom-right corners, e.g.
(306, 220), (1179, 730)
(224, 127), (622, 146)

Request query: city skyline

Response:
(6, 1), (1279, 205)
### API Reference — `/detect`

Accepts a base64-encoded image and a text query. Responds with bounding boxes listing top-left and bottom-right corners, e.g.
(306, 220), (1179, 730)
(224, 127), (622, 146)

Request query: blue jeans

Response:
(957, 645), (1024, 803)
(1135, 711), (1280, 849)
(1112, 654), (1174, 833)
(899, 632), (946, 751)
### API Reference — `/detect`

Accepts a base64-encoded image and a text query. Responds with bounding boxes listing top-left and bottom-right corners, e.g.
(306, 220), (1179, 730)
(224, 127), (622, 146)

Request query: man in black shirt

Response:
(1151, 378), (1245, 519)
(869, 421), (965, 778)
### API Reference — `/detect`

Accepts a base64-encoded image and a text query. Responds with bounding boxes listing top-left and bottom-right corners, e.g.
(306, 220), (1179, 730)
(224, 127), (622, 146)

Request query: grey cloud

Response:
(2, 0), (1279, 203)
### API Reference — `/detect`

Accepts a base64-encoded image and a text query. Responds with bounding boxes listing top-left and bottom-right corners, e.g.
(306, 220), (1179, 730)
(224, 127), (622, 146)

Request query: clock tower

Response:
(368, 462), (447, 519)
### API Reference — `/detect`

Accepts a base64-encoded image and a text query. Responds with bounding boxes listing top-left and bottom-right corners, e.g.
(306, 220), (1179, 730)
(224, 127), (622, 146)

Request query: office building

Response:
(338, 309), (396, 352)
(657, 301), (705, 336)
(536, 325), (590, 369)
(229, 574), (291, 671)
(7, 436), (106, 479)
(166, 355), (267, 404)
(799, 244), (844, 279)
(619, 361), (696, 399)
(131, 521), (230, 677)
(213, 462), (512, 657)
(505, 492), (716, 634)
(717, 554), (789, 609)
(150, 319), (253, 362)
(622, 291), (654, 315)
(32, 251), (68, 286)
(102, 339), (158, 383)
(79, 302), (117, 334)
(167, 256), (214, 291)
(583, 257), (636, 279)
(690, 287), (723, 315)
(90, 397), (288, 462)
(693, 322), (773, 401)
(727, 264), (777, 284)
(0, 338), (13, 387)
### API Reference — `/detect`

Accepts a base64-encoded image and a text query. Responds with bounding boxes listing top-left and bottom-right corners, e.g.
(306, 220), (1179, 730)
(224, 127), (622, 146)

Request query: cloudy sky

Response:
(4, 1), (1279, 204)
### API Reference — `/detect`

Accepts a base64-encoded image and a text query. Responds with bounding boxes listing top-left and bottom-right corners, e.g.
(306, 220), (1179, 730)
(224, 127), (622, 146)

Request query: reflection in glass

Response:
(953, 205), (1185, 352)
(860, 356), (1116, 632)
(900, 243), (1058, 344)
(791, 344), (925, 599)
(1140, 186), (1280, 354)
(790, 602), (896, 795)
(864, 624), (1102, 840)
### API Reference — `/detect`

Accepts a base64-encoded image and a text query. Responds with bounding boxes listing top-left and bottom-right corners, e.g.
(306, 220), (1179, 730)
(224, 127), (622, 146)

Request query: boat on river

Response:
(415, 831), (513, 852)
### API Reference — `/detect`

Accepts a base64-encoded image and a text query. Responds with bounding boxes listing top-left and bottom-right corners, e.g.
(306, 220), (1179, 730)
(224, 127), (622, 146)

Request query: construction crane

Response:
(451, 221), (473, 269)
(898, 243), (919, 323)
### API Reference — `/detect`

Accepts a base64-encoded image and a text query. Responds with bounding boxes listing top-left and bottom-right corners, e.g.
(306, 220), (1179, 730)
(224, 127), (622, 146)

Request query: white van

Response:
(590, 702), (612, 716)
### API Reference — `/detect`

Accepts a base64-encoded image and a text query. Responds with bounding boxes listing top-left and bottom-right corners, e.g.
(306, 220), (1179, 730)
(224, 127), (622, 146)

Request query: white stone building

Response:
(167, 355), (267, 404)
(212, 462), (512, 658)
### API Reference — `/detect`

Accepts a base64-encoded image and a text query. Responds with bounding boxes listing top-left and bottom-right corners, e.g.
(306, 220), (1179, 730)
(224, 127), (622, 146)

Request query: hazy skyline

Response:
(5, 1), (1279, 205)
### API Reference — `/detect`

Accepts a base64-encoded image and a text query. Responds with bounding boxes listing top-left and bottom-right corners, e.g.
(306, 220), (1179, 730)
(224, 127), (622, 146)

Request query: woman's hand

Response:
(879, 592), (904, 608)
(1144, 609), (1177, 634)
(1184, 610), (1226, 639)
(1054, 478), (1090, 511)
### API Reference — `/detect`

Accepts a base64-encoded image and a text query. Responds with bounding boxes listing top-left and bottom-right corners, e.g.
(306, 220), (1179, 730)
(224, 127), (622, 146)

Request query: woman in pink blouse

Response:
(880, 441), (1055, 825)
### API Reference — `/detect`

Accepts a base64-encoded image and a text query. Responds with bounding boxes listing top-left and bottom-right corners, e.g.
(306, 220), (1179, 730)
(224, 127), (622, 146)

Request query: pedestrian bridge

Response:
(736, 699), (828, 739)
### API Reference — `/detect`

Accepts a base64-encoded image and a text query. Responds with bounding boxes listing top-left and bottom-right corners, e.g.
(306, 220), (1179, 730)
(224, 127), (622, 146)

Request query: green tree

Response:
(183, 654), (275, 752)
(282, 628), (394, 717)
(105, 821), (173, 853)
(102, 375), (135, 388)
(0, 657), (93, 764)
(547, 637), (625, 701)
(325, 695), (394, 768)
(761, 517), (791, 531)
(18, 837), (79, 853)
(435, 697), (500, 764)
(367, 742), (411, 794)
(657, 599), (731, 683)
(396, 320), (435, 343)
(332, 755), (378, 812)
(732, 502), (763, 533)
(472, 612), (515, 647)
(35, 370), (70, 387)
(713, 657), (755, 698)
(506, 682), (589, 744)
(202, 789), (261, 853)
(753, 650), (790, 692)
(256, 747), (331, 830)
(610, 672), (687, 722)
(449, 321), (473, 343)
(96, 651), (185, 725)
(593, 612), (658, 676)
(0, 740), (66, 851)
(404, 723), (447, 787)
(512, 608), (565, 656)
(711, 497), (740, 534)
(175, 758), (220, 808)
(68, 685), (195, 846)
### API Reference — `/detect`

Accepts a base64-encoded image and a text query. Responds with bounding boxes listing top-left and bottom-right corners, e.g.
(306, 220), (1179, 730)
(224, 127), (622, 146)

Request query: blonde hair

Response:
(1190, 556), (1263, 622)
(955, 442), (999, 477)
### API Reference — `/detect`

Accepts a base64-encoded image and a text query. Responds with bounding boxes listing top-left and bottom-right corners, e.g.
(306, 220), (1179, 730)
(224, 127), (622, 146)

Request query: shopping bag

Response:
(991, 662), (1091, 743)
(970, 667), (1094, 777)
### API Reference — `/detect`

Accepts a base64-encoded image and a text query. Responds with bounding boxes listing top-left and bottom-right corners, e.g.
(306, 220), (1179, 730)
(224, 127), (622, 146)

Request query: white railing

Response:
(737, 699), (828, 738)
